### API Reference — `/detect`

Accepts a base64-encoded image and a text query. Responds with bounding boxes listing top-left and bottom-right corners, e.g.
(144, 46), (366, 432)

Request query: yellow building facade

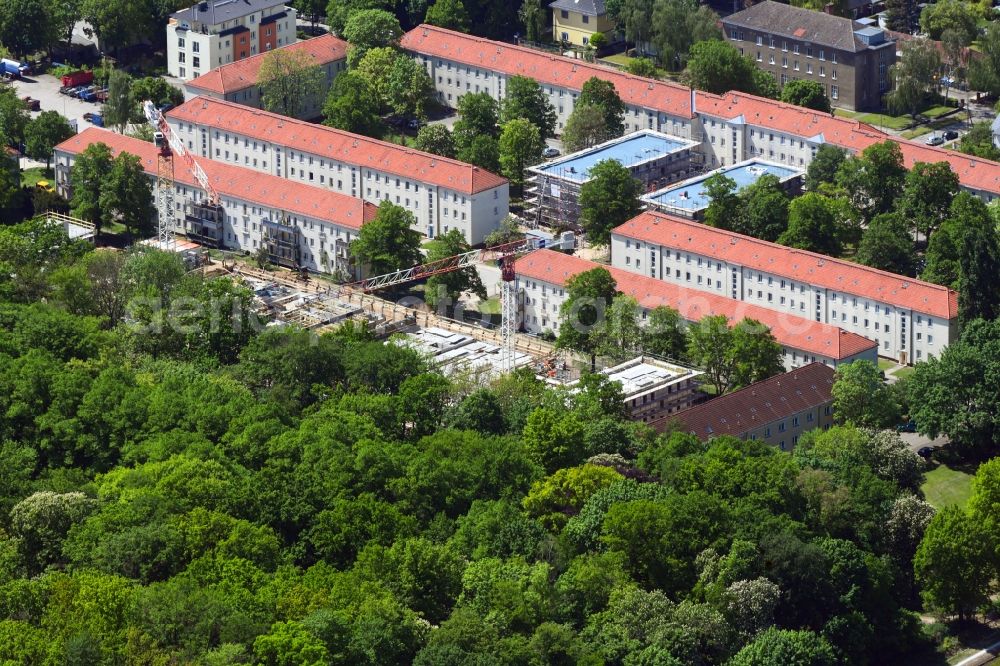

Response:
(551, 0), (616, 47)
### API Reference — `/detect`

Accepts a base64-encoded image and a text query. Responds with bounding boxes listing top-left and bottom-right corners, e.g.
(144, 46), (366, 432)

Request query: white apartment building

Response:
(612, 211), (959, 364)
(401, 24), (697, 138)
(515, 248), (878, 370)
(166, 97), (510, 244)
(54, 129), (376, 275)
(167, 0), (297, 80)
(402, 25), (1000, 202)
(184, 34), (347, 120)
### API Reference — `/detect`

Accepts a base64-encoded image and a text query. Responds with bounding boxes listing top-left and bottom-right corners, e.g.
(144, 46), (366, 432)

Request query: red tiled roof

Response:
(400, 24), (694, 119)
(185, 34), (348, 96)
(695, 90), (1000, 196)
(55, 128), (378, 229)
(167, 97), (508, 195)
(649, 361), (835, 436)
(614, 210), (958, 320)
(515, 249), (877, 360)
(399, 24), (1000, 196)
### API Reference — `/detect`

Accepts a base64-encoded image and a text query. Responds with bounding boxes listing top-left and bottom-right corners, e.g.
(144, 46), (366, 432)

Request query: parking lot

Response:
(10, 72), (106, 132)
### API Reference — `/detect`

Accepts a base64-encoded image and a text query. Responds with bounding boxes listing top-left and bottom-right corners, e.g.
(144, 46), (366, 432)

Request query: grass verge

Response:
(922, 464), (974, 510)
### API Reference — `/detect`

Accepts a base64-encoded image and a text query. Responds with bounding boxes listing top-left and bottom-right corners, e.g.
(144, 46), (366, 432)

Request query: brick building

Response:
(721, 1), (895, 112)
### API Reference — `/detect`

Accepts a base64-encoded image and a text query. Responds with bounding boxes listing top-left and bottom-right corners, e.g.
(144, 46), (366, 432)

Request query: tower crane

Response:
(348, 237), (540, 372)
(142, 101), (221, 250)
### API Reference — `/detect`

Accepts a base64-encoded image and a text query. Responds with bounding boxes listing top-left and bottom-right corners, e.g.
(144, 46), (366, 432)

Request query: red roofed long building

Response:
(515, 248), (877, 369)
(184, 34), (348, 120)
(652, 362), (836, 451)
(54, 128), (377, 275)
(402, 24), (1000, 202)
(166, 96), (509, 244)
(612, 211), (958, 364)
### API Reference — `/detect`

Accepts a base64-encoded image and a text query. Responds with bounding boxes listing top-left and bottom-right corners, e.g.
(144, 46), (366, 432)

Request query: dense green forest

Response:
(0, 217), (968, 664)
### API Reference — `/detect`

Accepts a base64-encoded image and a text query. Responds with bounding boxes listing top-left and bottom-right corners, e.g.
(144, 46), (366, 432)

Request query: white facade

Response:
(515, 271), (876, 370)
(53, 131), (371, 277)
(167, 2), (297, 80)
(610, 227), (958, 364)
(166, 114), (508, 245)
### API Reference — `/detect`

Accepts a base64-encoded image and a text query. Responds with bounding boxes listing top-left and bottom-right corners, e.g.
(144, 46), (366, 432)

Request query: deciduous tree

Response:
(831, 360), (900, 429)
(350, 201), (422, 276)
(649, 0), (722, 70)
(258, 48), (325, 118)
(577, 77), (625, 138)
(70, 141), (113, 233)
(836, 141), (906, 222)
(102, 69), (133, 134)
(101, 152), (154, 238)
(887, 38), (941, 119)
(780, 79), (831, 112)
(498, 118), (544, 190)
(500, 75), (556, 139)
(323, 71), (385, 138)
(778, 192), (843, 256)
(856, 212), (915, 276)
(342, 8), (402, 67)
(578, 159), (642, 246)
(425, 0), (469, 31)
(897, 161), (959, 240)
(24, 111), (74, 170)
(556, 267), (618, 370)
(424, 229), (487, 308)
(914, 506), (994, 620)
(561, 104), (609, 152)
(413, 124), (455, 158)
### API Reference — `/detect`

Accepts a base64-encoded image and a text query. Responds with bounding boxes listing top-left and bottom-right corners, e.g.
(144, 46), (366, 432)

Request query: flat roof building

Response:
(166, 97), (509, 244)
(184, 34), (348, 119)
(527, 130), (699, 229)
(652, 362), (835, 451)
(612, 211), (959, 364)
(641, 159), (803, 219)
(595, 356), (701, 423)
(53, 128), (377, 275)
(515, 248), (877, 369)
(397, 327), (533, 381)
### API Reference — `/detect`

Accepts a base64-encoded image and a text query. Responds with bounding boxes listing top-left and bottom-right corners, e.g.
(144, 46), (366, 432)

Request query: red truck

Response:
(60, 70), (93, 88)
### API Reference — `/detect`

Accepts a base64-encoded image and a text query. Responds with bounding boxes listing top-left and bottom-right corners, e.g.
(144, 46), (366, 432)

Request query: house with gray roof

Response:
(166, 0), (298, 80)
(721, 1), (896, 111)
(550, 0), (617, 48)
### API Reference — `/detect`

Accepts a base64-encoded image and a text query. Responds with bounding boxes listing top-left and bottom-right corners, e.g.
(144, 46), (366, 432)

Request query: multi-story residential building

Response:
(166, 97), (509, 244)
(527, 130), (698, 228)
(401, 24), (697, 137)
(721, 1), (895, 112)
(589, 356), (702, 423)
(642, 158), (803, 220)
(54, 128), (377, 275)
(402, 25), (1000, 201)
(612, 211), (959, 364)
(167, 0), (297, 80)
(184, 34), (348, 119)
(652, 362), (835, 451)
(550, 0), (616, 48)
(515, 248), (878, 369)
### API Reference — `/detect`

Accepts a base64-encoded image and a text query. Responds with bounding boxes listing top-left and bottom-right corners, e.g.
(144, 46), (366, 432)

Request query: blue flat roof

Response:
(642, 160), (801, 213)
(535, 132), (693, 183)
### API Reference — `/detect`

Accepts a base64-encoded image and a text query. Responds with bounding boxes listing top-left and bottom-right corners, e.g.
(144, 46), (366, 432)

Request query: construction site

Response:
(525, 130), (701, 230)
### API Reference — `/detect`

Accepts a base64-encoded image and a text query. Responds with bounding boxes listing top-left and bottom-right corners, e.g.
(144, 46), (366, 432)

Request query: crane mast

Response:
(142, 101), (220, 249)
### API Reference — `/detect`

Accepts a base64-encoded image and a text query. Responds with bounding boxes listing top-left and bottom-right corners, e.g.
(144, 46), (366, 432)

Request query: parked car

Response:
(83, 112), (103, 127)
(943, 129), (959, 140)
(925, 134), (944, 146)
(542, 146), (560, 158)
(896, 420), (917, 433)
(407, 118), (422, 129)
(917, 446), (937, 459)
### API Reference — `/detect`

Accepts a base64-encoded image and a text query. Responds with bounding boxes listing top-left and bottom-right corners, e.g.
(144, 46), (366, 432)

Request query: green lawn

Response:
(21, 166), (53, 188)
(922, 464), (974, 510)
(894, 366), (916, 380)
(878, 358), (895, 371)
(922, 105), (958, 119)
(835, 108), (913, 131)
(477, 296), (500, 315)
(598, 54), (671, 79)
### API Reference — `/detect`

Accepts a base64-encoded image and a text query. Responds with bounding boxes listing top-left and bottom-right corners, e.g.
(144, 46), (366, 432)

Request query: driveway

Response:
(11, 73), (105, 133)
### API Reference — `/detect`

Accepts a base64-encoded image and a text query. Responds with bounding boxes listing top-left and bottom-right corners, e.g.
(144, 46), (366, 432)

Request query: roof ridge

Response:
(639, 210), (955, 294)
